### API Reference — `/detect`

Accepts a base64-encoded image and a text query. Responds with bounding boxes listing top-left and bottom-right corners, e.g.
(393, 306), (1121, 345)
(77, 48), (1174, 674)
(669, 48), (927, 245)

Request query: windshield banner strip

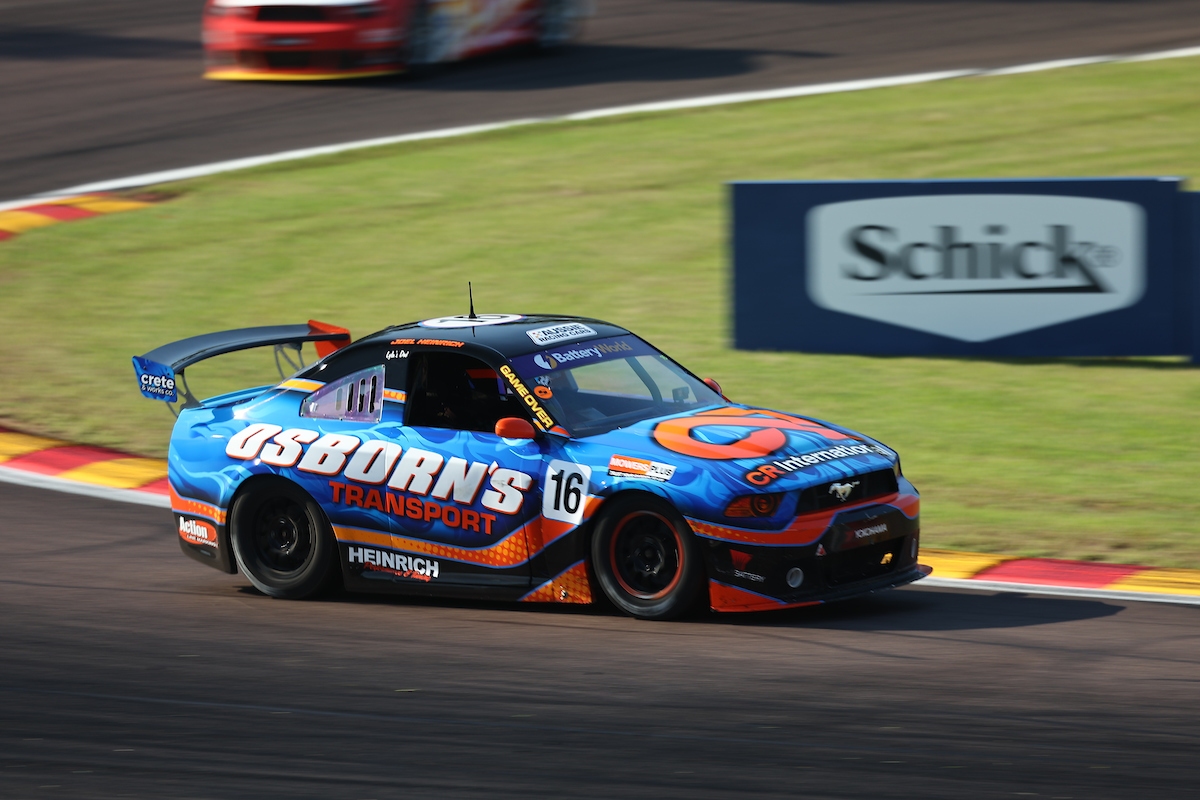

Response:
(510, 334), (657, 375)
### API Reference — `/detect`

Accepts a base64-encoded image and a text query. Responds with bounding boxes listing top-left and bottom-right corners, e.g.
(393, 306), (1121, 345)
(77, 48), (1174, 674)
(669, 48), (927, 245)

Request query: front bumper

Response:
(203, 22), (406, 80)
(700, 500), (925, 612)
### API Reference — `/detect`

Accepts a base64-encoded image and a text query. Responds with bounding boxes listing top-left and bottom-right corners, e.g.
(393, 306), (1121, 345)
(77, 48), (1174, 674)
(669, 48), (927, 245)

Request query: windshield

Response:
(508, 335), (726, 437)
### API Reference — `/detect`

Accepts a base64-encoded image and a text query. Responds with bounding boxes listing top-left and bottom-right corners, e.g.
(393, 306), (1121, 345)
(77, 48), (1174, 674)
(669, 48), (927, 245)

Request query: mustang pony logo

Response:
(652, 407), (851, 460)
(829, 481), (860, 502)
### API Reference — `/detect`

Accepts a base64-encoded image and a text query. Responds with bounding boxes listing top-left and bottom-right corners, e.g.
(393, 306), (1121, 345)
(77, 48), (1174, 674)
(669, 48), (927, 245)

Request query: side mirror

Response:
(703, 378), (726, 399)
(495, 416), (537, 440)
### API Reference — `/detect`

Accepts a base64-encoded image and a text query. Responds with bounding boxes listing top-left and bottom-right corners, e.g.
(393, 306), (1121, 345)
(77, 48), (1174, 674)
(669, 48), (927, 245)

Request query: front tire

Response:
(230, 477), (337, 599)
(591, 494), (704, 620)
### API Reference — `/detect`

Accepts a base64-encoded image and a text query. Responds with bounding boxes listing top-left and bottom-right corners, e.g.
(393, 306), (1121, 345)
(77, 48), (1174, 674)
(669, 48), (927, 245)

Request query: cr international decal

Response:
(806, 194), (1145, 342)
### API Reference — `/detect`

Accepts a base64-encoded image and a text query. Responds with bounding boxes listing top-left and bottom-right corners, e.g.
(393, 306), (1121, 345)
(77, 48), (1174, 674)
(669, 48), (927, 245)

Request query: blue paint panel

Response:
(132, 356), (177, 402)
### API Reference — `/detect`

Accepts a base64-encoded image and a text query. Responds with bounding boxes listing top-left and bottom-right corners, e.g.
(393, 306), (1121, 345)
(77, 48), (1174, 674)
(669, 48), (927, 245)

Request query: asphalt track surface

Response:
(3, 480), (1200, 799)
(6, 2), (1200, 797)
(7, 1), (1200, 201)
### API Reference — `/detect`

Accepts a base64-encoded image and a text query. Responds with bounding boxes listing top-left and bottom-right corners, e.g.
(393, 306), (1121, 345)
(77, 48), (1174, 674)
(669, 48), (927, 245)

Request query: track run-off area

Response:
(3, 1), (1200, 797)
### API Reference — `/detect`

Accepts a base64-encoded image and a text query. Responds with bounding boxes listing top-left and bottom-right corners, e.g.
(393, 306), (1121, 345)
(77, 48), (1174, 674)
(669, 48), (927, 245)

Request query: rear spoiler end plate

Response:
(133, 320), (351, 408)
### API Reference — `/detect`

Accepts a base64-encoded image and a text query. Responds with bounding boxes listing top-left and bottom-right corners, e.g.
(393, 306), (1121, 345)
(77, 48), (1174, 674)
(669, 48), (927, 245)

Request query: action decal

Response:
(653, 407), (853, 461)
(178, 517), (218, 547)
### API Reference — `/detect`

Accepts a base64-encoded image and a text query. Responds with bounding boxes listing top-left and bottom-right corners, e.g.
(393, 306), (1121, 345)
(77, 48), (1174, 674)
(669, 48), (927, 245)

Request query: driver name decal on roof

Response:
(525, 322), (598, 346)
(391, 338), (465, 348)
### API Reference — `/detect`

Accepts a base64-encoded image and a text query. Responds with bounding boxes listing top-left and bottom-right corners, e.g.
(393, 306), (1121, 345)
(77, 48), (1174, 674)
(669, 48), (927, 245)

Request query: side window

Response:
(406, 352), (525, 433)
(301, 365), (385, 423)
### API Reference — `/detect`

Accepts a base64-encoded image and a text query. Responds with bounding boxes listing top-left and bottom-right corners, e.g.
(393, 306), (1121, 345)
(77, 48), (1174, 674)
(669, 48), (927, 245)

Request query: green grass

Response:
(2, 57), (1199, 566)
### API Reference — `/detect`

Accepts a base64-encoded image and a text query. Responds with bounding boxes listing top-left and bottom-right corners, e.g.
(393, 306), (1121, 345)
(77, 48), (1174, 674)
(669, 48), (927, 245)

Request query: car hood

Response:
(575, 404), (898, 502)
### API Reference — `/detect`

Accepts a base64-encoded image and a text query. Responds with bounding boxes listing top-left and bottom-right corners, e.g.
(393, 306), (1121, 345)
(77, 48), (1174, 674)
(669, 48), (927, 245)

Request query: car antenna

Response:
(468, 281), (478, 320)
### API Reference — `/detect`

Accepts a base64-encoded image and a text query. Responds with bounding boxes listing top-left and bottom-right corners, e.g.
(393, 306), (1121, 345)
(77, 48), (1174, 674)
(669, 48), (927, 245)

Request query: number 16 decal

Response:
(543, 460), (592, 525)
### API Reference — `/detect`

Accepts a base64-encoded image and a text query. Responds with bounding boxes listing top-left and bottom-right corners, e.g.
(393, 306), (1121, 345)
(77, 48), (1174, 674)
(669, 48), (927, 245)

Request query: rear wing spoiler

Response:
(133, 320), (351, 409)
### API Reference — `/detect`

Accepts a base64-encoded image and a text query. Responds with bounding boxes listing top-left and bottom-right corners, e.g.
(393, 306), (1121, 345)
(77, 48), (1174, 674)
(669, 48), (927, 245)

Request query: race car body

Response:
(202, 0), (589, 81)
(135, 314), (927, 619)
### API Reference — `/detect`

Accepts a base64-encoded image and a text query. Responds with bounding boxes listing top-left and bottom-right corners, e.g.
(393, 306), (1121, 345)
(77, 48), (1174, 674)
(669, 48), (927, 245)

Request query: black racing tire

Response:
(230, 477), (338, 599)
(590, 494), (704, 620)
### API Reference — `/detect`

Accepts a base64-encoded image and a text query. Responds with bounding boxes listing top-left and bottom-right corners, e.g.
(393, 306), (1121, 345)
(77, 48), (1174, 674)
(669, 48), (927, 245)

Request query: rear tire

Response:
(230, 477), (337, 599)
(590, 494), (704, 620)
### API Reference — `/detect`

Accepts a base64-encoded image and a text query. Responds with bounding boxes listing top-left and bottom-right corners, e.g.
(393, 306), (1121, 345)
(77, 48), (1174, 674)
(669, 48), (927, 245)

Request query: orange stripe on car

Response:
(170, 486), (228, 524)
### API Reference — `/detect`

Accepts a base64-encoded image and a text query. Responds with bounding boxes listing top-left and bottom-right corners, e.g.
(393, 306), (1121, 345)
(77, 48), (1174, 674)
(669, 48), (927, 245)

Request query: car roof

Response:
(358, 314), (633, 359)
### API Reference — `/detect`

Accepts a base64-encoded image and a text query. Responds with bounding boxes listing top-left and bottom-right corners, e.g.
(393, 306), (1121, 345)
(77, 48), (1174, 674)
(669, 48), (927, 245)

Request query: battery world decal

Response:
(514, 335), (656, 377)
(178, 517), (217, 546)
(346, 546), (440, 581)
(531, 340), (633, 370)
(653, 407), (853, 461)
(744, 443), (890, 485)
(225, 424), (533, 517)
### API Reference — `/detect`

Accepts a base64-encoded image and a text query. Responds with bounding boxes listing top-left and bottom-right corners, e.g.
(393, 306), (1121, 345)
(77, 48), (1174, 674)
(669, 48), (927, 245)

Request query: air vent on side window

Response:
(300, 365), (384, 423)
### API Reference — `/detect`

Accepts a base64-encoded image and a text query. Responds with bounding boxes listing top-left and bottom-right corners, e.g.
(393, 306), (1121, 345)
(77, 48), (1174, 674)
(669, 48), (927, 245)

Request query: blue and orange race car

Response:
(134, 313), (927, 619)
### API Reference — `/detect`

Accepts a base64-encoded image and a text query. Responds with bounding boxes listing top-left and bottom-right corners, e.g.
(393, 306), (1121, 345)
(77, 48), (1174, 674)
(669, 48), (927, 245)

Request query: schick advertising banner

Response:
(732, 179), (1197, 361)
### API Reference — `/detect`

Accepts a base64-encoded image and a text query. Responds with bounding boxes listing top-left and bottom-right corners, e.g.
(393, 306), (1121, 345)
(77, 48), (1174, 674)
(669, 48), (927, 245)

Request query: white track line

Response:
(917, 576), (1200, 607)
(3, 43), (1199, 211)
(0, 465), (170, 508)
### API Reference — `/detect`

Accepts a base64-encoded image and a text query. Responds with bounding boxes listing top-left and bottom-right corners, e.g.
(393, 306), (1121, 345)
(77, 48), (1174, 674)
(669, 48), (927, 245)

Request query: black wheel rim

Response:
(250, 496), (313, 574)
(610, 511), (683, 600)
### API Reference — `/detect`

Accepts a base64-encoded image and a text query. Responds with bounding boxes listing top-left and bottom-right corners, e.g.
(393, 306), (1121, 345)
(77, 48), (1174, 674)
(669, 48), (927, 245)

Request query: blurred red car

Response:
(202, 0), (589, 81)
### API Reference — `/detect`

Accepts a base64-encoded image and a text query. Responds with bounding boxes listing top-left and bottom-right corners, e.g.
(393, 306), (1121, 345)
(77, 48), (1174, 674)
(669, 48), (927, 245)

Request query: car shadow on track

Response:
(705, 586), (1125, 632)
(240, 582), (1123, 631)
(215, 42), (836, 95)
(0, 27), (199, 61)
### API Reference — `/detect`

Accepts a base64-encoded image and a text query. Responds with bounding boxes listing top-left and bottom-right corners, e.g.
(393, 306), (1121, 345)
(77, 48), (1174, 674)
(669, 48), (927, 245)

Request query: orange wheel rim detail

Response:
(609, 511), (684, 600)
